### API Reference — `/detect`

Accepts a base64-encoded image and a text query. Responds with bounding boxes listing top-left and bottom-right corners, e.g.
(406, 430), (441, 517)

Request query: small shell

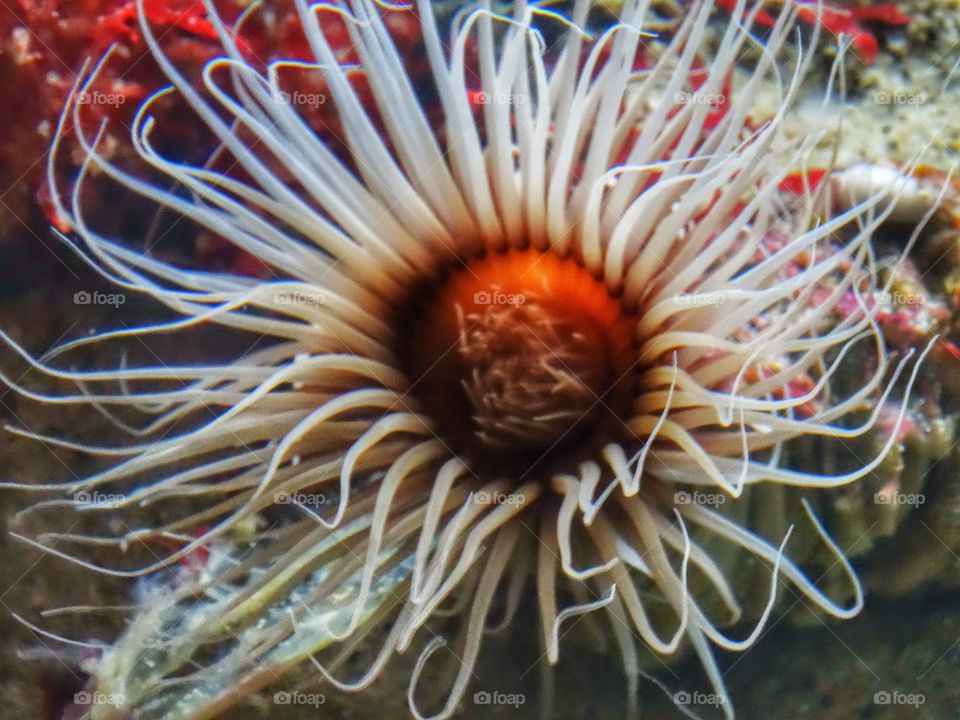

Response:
(831, 163), (959, 226)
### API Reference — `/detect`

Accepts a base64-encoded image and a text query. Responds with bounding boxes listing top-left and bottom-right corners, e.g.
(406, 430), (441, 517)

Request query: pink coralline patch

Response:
(836, 255), (949, 352)
(834, 285), (948, 349)
(874, 403), (918, 444)
(834, 288), (862, 317)
(875, 301), (949, 347)
(717, 0), (911, 64)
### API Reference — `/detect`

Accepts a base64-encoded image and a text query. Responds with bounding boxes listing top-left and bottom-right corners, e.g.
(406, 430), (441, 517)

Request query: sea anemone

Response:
(1, 0), (932, 718)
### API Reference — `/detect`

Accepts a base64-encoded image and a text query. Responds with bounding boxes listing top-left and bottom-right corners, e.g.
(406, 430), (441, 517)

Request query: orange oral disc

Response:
(406, 250), (636, 454)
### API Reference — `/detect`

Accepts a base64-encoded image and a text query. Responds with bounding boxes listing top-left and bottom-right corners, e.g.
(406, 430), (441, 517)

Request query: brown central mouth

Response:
(400, 249), (637, 469)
